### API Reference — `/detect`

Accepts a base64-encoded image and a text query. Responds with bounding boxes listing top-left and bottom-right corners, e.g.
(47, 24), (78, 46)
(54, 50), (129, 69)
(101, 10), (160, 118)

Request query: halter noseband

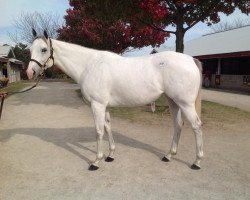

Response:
(30, 38), (54, 71)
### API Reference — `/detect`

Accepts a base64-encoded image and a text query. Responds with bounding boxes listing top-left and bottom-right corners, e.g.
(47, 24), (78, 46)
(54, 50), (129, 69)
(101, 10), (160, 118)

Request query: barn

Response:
(0, 45), (23, 83)
(154, 25), (250, 92)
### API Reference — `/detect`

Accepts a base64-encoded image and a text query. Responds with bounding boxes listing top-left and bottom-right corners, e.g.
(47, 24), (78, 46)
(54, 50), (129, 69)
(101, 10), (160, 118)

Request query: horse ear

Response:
(32, 28), (37, 38)
(44, 30), (49, 39)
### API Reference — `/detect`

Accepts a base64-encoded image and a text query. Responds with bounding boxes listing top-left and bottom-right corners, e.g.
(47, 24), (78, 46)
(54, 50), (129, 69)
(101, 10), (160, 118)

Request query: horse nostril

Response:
(26, 67), (35, 80)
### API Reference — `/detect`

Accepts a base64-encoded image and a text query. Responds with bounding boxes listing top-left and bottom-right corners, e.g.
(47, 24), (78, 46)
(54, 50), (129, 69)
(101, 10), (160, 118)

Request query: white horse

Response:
(27, 30), (203, 171)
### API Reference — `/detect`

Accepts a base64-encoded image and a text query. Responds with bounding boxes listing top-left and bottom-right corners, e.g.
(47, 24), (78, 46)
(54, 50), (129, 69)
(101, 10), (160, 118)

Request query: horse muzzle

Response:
(27, 65), (40, 80)
(26, 67), (34, 80)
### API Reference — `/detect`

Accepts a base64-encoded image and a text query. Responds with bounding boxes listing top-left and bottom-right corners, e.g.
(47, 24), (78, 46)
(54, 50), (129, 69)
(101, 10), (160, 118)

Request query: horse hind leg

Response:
(162, 97), (183, 162)
(89, 101), (106, 171)
(104, 111), (115, 162)
(181, 104), (204, 170)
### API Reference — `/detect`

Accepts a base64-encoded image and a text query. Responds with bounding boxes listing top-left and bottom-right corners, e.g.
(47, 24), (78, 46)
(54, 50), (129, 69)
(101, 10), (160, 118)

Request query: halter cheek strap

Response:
(30, 58), (43, 68)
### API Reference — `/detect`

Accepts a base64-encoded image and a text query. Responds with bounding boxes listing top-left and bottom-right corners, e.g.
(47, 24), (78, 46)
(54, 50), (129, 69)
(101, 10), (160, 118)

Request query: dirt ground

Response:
(0, 82), (249, 200)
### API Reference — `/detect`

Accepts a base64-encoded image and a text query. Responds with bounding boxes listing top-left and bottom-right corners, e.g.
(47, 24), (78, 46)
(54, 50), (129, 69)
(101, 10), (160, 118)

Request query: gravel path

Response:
(0, 82), (249, 200)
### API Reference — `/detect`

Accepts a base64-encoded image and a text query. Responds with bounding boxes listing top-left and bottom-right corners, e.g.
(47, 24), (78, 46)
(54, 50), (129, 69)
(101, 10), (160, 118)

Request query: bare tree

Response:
(9, 12), (63, 44)
(209, 18), (250, 33)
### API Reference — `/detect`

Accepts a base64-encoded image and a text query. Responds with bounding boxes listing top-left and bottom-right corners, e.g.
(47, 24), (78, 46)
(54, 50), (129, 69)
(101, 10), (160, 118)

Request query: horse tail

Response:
(194, 58), (203, 119)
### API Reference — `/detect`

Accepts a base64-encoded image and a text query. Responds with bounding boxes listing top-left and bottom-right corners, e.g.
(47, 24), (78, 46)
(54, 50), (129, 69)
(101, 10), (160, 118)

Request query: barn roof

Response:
(184, 25), (250, 57)
(0, 45), (15, 58)
(156, 26), (250, 58)
(0, 45), (23, 66)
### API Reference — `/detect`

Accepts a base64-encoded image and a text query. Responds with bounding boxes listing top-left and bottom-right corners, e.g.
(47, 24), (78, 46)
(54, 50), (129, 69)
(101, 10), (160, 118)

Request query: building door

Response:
(3, 64), (7, 77)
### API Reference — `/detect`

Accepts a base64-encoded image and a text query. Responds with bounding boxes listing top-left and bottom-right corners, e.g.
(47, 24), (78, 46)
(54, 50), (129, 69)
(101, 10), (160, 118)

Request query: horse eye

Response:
(41, 48), (47, 53)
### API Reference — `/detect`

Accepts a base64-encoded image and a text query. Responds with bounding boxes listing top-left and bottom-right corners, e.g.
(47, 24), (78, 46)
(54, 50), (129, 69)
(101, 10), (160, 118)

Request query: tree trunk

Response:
(175, 17), (185, 53)
(175, 31), (184, 53)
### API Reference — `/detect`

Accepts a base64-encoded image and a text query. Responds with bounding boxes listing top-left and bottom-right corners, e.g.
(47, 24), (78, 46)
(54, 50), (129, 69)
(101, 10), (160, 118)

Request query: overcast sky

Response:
(0, 0), (249, 56)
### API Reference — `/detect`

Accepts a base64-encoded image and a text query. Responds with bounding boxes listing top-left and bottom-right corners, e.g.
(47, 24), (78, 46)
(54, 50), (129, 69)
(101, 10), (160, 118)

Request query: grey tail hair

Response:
(193, 58), (203, 80)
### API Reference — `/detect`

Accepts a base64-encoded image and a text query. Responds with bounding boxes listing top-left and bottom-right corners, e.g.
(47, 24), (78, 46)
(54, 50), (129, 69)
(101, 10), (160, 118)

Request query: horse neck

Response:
(51, 39), (97, 83)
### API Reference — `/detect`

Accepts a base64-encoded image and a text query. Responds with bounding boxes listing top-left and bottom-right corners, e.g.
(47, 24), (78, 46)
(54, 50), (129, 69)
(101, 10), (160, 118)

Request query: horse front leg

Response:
(89, 101), (106, 171)
(104, 111), (116, 162)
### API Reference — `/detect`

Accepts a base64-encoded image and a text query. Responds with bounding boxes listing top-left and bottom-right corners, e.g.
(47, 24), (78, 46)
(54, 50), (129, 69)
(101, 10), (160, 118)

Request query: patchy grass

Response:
(68, 78), (77, 84)
(75, 90), (250, 125)
(110, 96), (250, 124)
(109, 95), (170, 122)
(0, 81), (33, 96)
(202, 100), (250, 125)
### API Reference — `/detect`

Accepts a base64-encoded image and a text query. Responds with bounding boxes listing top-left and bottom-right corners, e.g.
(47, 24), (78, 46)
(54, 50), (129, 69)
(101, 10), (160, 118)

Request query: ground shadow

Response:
(0, 127), (171, 165)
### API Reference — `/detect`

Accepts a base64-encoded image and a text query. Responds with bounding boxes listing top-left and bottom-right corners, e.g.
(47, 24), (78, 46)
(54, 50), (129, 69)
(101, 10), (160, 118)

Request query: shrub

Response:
(0, 77), (9, 87)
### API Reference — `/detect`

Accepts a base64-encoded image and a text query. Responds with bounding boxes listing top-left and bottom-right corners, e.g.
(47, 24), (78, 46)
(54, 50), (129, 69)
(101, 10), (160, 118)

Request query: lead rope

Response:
(2, 69), (45, 95)
(0, 94), (5, 120)
(8, 73), (44, 94)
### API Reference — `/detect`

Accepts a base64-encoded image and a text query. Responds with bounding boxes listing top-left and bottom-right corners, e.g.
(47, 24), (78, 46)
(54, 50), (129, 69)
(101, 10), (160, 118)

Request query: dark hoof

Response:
(88, 164), (99, 171)
(191, 164), (201, 170)
(105, 156), (114, 162)
(162, 156), (170, 162)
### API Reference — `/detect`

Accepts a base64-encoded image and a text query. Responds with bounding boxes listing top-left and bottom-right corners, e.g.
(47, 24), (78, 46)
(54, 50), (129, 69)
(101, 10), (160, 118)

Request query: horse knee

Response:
(189, 116), (202, 132)
(96, 128), (104, 139)
(175, 123), (183, 134)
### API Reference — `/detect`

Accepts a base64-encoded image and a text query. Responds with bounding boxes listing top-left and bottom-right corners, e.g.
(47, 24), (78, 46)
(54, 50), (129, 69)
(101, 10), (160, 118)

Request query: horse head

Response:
(27, 29), (54, 79)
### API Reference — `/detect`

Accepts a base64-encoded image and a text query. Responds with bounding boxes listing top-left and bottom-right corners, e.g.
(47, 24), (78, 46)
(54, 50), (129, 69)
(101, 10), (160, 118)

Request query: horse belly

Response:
(108, 75), (163, 107)
(109, 91), (162, 107)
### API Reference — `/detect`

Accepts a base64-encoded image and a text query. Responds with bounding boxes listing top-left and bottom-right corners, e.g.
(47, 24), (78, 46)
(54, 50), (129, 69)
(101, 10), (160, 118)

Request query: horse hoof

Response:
(88, 164), (99, 171)
(105, 156), (114, 162)
(162, 156), (170, 162)
(191, 164), (201, 170)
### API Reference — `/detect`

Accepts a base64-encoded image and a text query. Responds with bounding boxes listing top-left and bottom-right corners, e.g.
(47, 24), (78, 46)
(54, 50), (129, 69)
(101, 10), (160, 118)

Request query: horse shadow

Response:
(0, 126), (191, 167)
(0, 127), (170, 164)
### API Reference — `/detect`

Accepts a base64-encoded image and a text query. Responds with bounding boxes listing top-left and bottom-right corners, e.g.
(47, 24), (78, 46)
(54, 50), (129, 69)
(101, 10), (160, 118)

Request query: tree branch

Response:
(165, 0), (177, 12)
(138, 18), (176, 34)
(184, 0), (221, 31)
